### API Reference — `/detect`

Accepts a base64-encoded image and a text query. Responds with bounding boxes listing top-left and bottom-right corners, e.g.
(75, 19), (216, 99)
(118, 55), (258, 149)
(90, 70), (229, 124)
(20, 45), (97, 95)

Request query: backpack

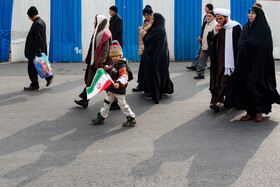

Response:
(122, 58), (133, 82)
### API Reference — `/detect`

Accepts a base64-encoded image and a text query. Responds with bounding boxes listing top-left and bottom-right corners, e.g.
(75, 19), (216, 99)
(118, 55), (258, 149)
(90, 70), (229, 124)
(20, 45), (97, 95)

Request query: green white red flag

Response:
(86, 68), (113, 99)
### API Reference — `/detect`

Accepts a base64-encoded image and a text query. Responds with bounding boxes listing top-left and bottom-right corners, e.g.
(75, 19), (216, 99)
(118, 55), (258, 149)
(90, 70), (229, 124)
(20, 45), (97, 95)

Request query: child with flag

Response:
(91, 40), (136, 127)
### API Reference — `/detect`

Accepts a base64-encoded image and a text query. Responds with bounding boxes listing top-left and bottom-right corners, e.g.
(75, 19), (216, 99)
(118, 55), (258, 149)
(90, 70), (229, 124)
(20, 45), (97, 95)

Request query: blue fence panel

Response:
(50, 0), (82, 62)
(115, 0), (142, 61)
(231, 0), (256, 26)
(0, 0), (13, 62)
(175, 0), (202, 60)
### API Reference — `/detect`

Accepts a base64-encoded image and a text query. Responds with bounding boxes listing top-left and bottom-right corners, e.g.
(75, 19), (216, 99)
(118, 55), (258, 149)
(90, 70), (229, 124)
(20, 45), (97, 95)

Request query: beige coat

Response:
(202, 19), (217, 50)
(138, 20), (153, 55)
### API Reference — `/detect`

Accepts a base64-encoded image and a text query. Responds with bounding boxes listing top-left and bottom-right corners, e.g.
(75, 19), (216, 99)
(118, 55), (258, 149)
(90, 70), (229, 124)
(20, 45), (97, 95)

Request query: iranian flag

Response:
(86, 68), (114, 99)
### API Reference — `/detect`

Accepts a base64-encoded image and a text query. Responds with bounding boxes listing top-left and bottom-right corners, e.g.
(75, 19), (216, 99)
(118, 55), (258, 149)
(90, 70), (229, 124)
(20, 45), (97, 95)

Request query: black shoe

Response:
(132, 84), (144, 92)
(187, 66), (197, 71)
(46, 75), (54, 87)
(194, 74), (205, 79)
(24, 85), (39, 91)
(210, 103), (220, 112)
(110, 99), (120, 110)
(74, 99), (88, 108)
(145, 93), (152, 100)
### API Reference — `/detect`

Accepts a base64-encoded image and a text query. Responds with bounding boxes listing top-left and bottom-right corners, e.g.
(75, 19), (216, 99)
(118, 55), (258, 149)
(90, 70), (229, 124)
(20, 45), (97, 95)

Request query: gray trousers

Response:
(197, 50), (209, 76)
(191, 45), (202, 67)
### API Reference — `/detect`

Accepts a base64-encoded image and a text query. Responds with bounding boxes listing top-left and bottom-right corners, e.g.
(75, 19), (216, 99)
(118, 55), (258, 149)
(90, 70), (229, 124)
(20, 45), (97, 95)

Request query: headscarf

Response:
(90, 15), (111, 67)
(243, 6), (272, 48)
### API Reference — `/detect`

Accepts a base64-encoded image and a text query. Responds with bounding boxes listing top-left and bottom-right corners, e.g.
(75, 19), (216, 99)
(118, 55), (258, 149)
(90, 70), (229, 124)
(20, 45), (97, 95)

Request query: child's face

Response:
(111, 55), (121, 62)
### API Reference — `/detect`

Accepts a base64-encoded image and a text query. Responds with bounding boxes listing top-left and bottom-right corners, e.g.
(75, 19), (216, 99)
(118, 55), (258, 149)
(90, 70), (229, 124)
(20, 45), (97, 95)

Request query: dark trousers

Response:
(137, 55), (144, 87)
(28, 58), (39, 87)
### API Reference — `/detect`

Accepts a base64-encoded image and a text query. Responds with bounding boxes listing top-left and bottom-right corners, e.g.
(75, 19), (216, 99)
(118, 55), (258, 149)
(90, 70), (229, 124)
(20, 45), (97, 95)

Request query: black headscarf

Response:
(239, 6), (272, 48)
(142, 13), (174, 103)
(224, 6), (280, 115)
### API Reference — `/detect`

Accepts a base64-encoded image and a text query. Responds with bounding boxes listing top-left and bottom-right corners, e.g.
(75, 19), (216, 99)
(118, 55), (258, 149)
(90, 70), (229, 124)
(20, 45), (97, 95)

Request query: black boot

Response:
(132, 84), (144, 92)
(74, 99), (88, 108)
(91, 112), (105, 125)
(46, 75), (54, 87)
(210, 103), (220, 112)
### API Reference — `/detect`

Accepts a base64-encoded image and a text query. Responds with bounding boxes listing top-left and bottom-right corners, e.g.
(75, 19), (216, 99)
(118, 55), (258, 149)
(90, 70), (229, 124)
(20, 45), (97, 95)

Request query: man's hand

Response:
(197, 36), (202, 42)
(138, 26), (142, 31)
(215, 23), (223, 32)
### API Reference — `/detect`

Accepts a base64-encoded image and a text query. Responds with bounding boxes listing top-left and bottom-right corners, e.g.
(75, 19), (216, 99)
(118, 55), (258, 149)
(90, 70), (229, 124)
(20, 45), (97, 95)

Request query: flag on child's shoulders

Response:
(86, 68), (113, 99)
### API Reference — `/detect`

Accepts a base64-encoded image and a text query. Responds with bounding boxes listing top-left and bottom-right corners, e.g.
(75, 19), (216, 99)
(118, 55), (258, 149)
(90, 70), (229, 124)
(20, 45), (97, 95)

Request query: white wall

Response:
(259, 1), (280, 59)
(81, 0), (114, 61)
(11, 0), (50, 62)
(143, 0), (175, 60)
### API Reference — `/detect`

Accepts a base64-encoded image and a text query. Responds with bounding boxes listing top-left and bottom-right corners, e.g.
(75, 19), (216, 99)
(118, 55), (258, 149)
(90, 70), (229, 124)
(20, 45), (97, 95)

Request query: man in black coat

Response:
(108, 5), (123, 110)
(24, 6), (53, 91)
(109, 6), (123, 47)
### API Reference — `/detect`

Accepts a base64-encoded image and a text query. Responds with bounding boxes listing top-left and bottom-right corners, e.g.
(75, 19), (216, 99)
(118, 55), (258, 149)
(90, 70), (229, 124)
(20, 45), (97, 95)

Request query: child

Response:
(91, 40), (136, 127)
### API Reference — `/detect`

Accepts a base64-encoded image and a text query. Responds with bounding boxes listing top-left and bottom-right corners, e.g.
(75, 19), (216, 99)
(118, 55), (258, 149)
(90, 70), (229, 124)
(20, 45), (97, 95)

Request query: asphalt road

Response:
(0, 61), (280, 186)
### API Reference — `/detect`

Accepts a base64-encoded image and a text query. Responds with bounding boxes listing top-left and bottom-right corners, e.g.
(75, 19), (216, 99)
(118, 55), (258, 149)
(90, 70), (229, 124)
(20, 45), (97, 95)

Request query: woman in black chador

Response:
(225, 6), (280, 122)
(142, 13), (174, 104)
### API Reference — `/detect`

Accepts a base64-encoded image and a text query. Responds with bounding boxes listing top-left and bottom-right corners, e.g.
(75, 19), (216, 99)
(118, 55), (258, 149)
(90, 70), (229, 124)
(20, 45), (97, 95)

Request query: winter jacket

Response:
(138, 20), (153, 55)
(107, 59), (129, 95)
(109, 14), (123, 47)
(24, 17), (47, 59)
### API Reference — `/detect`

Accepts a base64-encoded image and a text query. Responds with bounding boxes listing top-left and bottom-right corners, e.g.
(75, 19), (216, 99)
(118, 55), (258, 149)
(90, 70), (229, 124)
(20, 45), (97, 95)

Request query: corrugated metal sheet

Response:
(175, 0), (202, 60)
(0, 0), (13, 61)
(11, 0), (51, 62)
(261, 1), (280, 59)
(49, 0), (82, 62)
(143, 0), (175, 60)
(116, 0), (143, 61)
(81, 0), (114, 61)
(231, 0), (256, 26)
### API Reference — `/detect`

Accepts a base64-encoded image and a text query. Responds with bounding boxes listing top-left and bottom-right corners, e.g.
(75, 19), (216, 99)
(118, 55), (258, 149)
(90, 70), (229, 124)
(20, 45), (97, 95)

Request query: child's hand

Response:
(104, 65), (110, 71)
(114, 83), (120, 89)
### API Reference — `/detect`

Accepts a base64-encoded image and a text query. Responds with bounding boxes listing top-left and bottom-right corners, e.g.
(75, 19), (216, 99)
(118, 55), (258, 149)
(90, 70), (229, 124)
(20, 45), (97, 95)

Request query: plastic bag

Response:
(34, 53), (52, 79)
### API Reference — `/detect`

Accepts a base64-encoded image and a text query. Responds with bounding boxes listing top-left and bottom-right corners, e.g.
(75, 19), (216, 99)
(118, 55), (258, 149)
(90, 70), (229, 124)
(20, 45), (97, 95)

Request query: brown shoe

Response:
(240, 115), (253, 121)
(255, 113), (263, 122)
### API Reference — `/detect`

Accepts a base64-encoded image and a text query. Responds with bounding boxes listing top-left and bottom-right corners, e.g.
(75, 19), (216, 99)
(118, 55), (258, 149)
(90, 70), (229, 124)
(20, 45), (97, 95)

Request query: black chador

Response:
(142, 13), (174, 104)
(225, 6), (280, 116)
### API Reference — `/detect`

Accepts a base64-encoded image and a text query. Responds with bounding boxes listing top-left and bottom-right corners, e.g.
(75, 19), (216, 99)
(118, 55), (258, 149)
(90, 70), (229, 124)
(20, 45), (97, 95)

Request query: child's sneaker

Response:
(123, 117), (136, 127)
(91, 112), (105, 124)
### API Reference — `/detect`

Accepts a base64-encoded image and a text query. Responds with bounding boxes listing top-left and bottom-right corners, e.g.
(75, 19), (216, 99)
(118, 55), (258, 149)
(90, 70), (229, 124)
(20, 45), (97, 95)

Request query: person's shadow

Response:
(131, 109), (278, 186)
(0, 104), (132, 187)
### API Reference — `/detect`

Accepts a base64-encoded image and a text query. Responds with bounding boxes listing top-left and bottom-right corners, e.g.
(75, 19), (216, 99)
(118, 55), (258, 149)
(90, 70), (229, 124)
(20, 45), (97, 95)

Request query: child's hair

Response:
(109, 40), (123, 58)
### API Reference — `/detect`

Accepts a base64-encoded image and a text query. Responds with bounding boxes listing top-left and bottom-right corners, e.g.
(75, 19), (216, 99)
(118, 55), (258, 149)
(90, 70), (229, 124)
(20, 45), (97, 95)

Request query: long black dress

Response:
(142, 13), (174, 104)
(225, 6), (280, 116)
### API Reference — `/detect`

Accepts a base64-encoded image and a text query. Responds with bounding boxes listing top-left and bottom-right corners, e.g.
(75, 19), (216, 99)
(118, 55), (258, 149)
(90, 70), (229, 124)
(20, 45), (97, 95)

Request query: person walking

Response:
(208, 8), (242, 112)
(109, 5), (123, 47)
(132, 5), (153, 92)
(194, 11), (217, 79)
(225, 6), (280, 122)
(74, 15), (112, 108)
(91, 40), (136, 127)
(142, 13), (174, 104)
(187, 3), (213, 71)
(24, 6), (53, 91)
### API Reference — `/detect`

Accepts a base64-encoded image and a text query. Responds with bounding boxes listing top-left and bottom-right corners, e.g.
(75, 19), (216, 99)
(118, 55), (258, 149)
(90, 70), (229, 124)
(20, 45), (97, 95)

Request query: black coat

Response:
(25, 17), (47, 59)
(142, 13), (174, 103)
(224, 7), (280, 114)
(200, 14), (208, 40)
(109, 14), (123, 47)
